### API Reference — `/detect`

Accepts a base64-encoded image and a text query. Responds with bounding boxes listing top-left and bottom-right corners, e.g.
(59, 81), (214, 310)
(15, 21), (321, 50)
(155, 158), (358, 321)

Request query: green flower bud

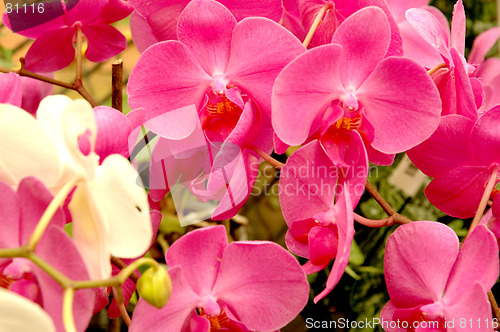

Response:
(136, 266), (172, 309)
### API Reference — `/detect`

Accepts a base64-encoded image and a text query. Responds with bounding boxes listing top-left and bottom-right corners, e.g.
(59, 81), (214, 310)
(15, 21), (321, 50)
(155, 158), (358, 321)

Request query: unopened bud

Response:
(136, 266), (172, 308)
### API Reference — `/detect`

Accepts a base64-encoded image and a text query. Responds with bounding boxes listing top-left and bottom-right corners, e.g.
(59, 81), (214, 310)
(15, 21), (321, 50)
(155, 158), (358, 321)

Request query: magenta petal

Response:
(0, 181), (20, 248)
(272, 44), (343, 145)
(308, 226), (338, 266)
(444, 225), (498, 304)
(2, 7), (65, 39)
(178, 0), (236, 75)
(407, 115), (476, 178)
(443, 283), (492, 328)
(0, 73), (22, 106)
(314, 190), (354, 302)
(213, 241), (308, 331)
(144, 105), (199, 140)
(20, 75), (54, 116)
(166, 226), (227, 295)
(93, 106), (132, 161)
(220, 0), (283, 22)
(357, 56), (441, 153)
(405, 8), (451, 61)
(332, 6), (391, 89)
(127, 41), (211, 121)
(494, 195), (500, 218)
(82, 24), (127, 62)
(279, 141), (337, 224)
(18, 177), (65, 246)
(129, 266), (200, 332)
(471, 106), (500, 165)
(130, 11), (158, 53)
(226, 17), (305, 116)
(425, 165), (493, 218)
(450, 47), (478, 121)
(450, 0), (466, 55)
(98, 0), (134, 23)
(34, 227), (94, 332)
(24, 27), (76, 72)
(379, 301), (408, 332)
(469, 27), (500, 65)
(384, 221), (459, 308)
(63, 0), (107, 23)
(285, 229), (310, 258)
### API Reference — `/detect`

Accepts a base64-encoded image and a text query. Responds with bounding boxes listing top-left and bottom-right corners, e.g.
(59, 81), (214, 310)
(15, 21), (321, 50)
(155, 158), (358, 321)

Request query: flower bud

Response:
(136, 266), (172, 308)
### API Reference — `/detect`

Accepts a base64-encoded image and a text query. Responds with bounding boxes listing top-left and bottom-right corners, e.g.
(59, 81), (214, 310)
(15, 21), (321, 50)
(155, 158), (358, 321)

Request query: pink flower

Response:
(279, 141), (359, 301)
(3, 0), (132, 72)
(272, 6), (441, 165)
(407, 107), (500, 218)
(129, 225), (309, 332)
(129, 0), (284, 52)
(0, 73), (22, 107)
(0, 177), (94, 332)
(381, 221), (498, 330)
(298, 0), (403, 53)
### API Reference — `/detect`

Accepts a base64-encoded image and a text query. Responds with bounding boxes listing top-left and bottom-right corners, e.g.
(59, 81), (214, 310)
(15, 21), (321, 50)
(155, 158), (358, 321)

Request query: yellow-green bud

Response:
(136, 266), (172, 309)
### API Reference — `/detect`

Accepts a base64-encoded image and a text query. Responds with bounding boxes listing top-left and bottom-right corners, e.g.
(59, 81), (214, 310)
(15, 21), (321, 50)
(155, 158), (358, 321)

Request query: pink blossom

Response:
(408, 107), (500, 218)
(129, 0), (284, 52)
(298, 0), (403, 53)
(381, 221), (498, 330)
(3, 0), (132, 72)
(129, 225), (309, 332)
(0, 177), (94, 332)
(272, 6), (441, 166)
(0, 72), (22, 106)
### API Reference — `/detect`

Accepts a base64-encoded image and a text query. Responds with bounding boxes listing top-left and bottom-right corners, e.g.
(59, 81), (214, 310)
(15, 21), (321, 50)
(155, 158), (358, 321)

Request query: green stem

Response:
(0, 247), (27, 258)
(63, 288), (77, 332)
(26, 177), (81, 251)
(302, 3), (333, 48)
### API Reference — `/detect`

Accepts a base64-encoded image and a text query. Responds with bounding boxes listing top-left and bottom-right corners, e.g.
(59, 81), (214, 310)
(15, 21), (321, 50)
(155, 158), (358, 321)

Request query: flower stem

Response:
(75, 24), (83, 82)
(26, 177), (81, 251)
(427, 62), (447, 75)
(353, 213), (395, 227)
(303, 3), (333, 48)
(467, 166), (499, 237)
(365, 181), (413, 224)
(63, 288), (77, 332)
(112, 59), (123, 112)
(248, 145), (284, 169)
(113, 286), (131, 327)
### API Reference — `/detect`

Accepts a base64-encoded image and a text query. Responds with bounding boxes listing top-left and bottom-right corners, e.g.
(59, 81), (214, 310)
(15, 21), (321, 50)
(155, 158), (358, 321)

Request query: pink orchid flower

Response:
(480, 195), (500, 248)
(381, 221), (498, 330)
(0, 288), (55, 332)
(406, 0), (499, 120)
(0, 97), (152, 280)
(3, 0), (132, 72)
(385, 0), (450, 68)
(129, 225), (309, 332)
(407, 107), (500, 218)
(0, 177), (94, 332)
(129, 0), (283, 53)
(272, 6), (441, 167)
(298, 0), (403, 53)
(0, 72), (22, 107)
(279, 141), (359, 302)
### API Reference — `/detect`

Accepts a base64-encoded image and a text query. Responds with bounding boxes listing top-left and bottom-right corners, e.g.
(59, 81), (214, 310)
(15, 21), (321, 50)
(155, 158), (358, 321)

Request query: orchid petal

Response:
(82, 24), (127, 62)
(0, 103), (60, 188)
(213, 241), (308, 331)
(0, 288), (55, 332)
(63, 0), (107, 23)
(384, 221), (459, 308)
(332, 6), (391, 89)
(178, 0), (236, 75)
(357, 56), (442, 153)
(407, 115), (476, 178)
(24, 27), (76, 72)
(90, 155), (152, 258)
(127, 41), (211, 122)
(406, 8), (451, 61)
(272, 44), (343, 145)
(469, 27), (500, 65)
(443, 283), (492, 330)
(425, 165), (493, 218)
(226, 17), (305, 116)
(130, 11), (158, 53)
(471, 106), (500, 165)
(0, 182), (20, 248)
(0, 72), (22, 106)
(279, 141), (337, 224)
(308, 225), (338, 266)
(92, 106), (133, 161)
(450, 47), (478, 121)
(166, 226), (227, 295)
(450, 0), (466, 55)
(144, 105), (198, 140)
(219, 0), (283, 22)
(445, 225), (498, 304)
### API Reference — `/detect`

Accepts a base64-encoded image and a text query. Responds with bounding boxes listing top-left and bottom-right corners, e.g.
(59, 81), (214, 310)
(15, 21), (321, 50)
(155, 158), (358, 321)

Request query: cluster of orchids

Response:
(0, 0), (499, 331)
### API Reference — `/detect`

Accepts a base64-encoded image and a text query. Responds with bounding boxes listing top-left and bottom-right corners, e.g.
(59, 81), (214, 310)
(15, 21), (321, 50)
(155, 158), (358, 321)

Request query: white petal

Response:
(0, 103), (61, 188)
(0, 288), (55, 332)
(91, 154), (152, 258)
